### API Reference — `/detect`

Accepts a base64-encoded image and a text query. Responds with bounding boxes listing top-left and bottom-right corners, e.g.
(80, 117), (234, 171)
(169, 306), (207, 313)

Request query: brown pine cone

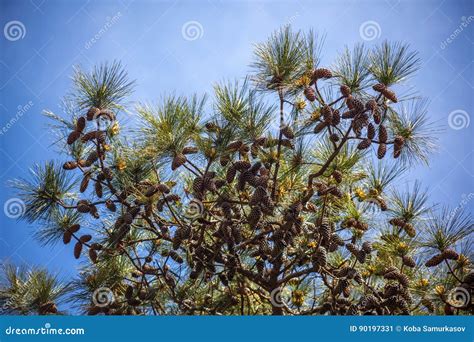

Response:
(361, 241), (372, 254)
(74, 242), (83, 259)
(312, 68), (332, 80)
(402, 255), (416, 268)
(332, 109), (341, 126)
(329, 133), (340, 142)
(182, 146), (199, 154)
(75, 117), (86, 133)
(63, 161), (77, 170)
(377, 143), (387, 159)
(367, 123), (375, 139)
(226, 166), (237, 183)
(281, 125), (295, 139)
(365, 99), (377, 111)
(357, 138), (372, 150)
(373, 109), (381, 124)
(86, 107), (101, 121)
(442, 249), (459, 260)
(332, 170), (343, 183)
(372, 83), (387, 92)
(378, 125), (387, 143)
(340, 85), (351, 97)
(425, 253), (444, 267)
(382, 88), (398, 103)
(172, 153), (187, 170)
(304, 87), (316, 102)
(314, 122), (327, 133)
(67, 130), (80, 145)
(233, 160), (251, 171)
(321, 106), (333, 124)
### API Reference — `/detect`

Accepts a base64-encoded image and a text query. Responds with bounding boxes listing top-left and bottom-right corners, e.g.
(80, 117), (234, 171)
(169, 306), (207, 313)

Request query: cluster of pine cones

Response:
(57, 72), (470, 316)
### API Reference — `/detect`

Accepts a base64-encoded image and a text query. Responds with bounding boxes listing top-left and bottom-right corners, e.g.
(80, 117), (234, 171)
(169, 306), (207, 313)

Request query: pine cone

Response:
(425, 253), (444, 267)
(304, 87), (316, 102)
(248, 206), (262, 226)
(172, 153), (187, 170)
(80, 175), (90, 193)
(367, 123), (375, 139)
(377, 143), (387, 159)
(105, 199), (116, 212)
(86, 151), (99, 165)
(281, 125), (295, 139)
(86, 107), (101, 121)
(312, 68), (332, 80)
(75, 117), (86, 133)
(389, 217), (406, 227)
(373, 109), (381, 124)
(182, 146), (199, 154)
(361, 241), (372, 254)
(330, 133), (340, 142)
(63, 230), (72, 244)
(378, 125), (387, 143)
(332, 109), (341, 126)
(67, 131), (80, 145)
(346, 243), (358, 256)
(63, 161), (77, 170)
(340, 85), (351, 97)
(402, 255), (416, 268)
(372, 83), (386, 93)
(226, 166), (237, 183)
(95, 181), (103, 198)
(332, 170), (343, 183)
(442, 249), (459, 260)
(233, 160), (251, 171)
(321, 106), (333, 124)
(394, 136), (405, 148)
(382, 88), (398, 103)
(403, 223), (416, 237)
(357, 138), (372, 150)
(314, 122), (327, 133)
(74, 242), (83, 259)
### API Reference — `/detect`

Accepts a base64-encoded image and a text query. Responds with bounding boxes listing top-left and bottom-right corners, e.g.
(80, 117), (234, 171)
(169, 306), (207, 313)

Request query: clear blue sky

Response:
(0, 0), (472, 302)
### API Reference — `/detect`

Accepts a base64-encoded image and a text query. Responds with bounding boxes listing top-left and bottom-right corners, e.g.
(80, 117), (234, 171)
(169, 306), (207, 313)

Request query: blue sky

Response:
(0, 0), (473, 300)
